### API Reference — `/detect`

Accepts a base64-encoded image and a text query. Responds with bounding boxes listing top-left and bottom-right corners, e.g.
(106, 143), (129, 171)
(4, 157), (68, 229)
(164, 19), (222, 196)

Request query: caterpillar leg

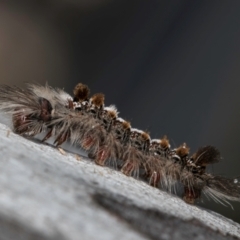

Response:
(95, 147), (110, 166)
(121, 161), (137, 176)
(149, 171), (161, 187)
(183, 187), (201, 204)
(41, 129), (53, 142)
(54, 131), (71, 146)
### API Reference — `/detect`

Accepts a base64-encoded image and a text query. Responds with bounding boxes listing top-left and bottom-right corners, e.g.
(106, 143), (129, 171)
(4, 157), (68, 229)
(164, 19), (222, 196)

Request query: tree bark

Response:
(0, 121), (239, 240)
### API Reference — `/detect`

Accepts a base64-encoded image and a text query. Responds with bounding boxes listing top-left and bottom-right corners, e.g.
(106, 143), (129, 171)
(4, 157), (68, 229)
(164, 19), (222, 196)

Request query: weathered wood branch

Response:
(0, 121), (239, 240)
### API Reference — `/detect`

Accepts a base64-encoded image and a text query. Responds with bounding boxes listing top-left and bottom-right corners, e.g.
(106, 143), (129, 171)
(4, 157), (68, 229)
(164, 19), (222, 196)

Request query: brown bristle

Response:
(107, 110), (117, 119)
(176, 143), (190, 157)
(122, 121), (131, 130)
(73, 83), (90, 102)
(91, 93), (105, 108)
(160, 135), (169, 149)
(192, 146), (220, 166)
(141, 132), (150, 141)
(191, 153), (197, 161)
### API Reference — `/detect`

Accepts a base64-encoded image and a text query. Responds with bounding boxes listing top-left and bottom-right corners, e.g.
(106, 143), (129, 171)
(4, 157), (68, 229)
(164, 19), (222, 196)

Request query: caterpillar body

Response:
(0, 83), (239, 206)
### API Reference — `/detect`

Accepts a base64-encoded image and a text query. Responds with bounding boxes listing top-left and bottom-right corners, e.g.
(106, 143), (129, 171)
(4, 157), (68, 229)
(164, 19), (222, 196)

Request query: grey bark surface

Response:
(0, 119), (239, 240)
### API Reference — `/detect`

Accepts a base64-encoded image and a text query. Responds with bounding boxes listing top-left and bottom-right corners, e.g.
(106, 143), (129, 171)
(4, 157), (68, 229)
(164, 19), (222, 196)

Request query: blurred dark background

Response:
(1, 0), (240, 223)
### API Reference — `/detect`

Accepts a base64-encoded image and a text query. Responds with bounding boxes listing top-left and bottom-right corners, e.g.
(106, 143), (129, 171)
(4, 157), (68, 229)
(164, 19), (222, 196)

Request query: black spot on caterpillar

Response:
(0, 83), (239, 207)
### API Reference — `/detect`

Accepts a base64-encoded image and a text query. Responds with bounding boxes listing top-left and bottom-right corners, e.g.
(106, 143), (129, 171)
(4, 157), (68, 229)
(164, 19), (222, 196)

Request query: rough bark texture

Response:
(0, 121), (239, 240)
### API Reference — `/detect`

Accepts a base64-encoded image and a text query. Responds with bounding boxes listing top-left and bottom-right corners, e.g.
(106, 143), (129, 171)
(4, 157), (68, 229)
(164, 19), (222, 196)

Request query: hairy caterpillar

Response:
(0, 83), (239, 206)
